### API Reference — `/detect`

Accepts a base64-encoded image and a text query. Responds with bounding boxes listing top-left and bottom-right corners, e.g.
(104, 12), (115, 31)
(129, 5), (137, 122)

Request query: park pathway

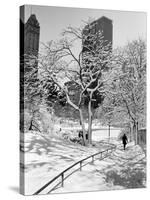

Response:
(22, 132), (114, 195)
(50, 141), (146, 194)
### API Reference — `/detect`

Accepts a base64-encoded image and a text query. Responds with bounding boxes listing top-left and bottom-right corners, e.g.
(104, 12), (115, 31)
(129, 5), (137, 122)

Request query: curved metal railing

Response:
(33, 142), (116, 195)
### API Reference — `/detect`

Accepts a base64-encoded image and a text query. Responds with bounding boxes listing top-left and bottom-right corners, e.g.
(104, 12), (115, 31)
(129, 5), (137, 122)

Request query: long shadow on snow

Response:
(96, 146), (146, 189)
(23, 135), (57, 155)
(105, 166), (146, 189)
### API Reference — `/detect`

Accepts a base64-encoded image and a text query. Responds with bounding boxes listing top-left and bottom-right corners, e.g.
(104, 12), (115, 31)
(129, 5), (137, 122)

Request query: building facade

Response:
(94, 16), (113, 47)
(24, 14), (40, 57)
(83, 16), (113, 52)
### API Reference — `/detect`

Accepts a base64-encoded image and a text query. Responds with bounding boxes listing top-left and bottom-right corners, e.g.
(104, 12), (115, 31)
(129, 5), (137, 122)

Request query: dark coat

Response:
(122, 134), (128, 144)
(78, 130), (88, 140)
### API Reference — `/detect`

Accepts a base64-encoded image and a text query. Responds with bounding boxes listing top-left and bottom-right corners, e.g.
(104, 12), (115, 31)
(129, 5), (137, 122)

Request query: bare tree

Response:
(39, 22), (112, 145)
(22, 53), (61, 133)
(102, 39), (146, 144)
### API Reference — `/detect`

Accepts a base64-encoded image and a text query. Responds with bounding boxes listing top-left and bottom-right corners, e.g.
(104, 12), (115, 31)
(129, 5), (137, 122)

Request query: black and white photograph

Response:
(20, 4), (146, 196)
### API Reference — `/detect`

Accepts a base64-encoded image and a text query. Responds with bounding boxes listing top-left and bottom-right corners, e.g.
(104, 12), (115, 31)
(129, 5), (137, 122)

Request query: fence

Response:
(33, 143), (116, 195)
(137, 129), (146, 145)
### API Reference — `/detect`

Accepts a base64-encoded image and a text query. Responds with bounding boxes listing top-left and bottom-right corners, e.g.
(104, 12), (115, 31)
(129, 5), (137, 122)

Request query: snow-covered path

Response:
(21, 132), (146, 195)
(49, 142), (146, 194)
(21, 132), (113, 195)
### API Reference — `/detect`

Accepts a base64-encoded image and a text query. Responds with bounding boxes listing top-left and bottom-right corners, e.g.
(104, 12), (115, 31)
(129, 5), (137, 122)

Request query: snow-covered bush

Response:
(24, 109), (32, 131)
(60, 129), (83, 144)
(38, 105), (55, 135)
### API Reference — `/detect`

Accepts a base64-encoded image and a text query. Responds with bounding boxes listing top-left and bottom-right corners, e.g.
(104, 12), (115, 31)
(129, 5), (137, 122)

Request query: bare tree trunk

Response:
(88, 93), (93, 145)
(108, 123), (110, 141)
(129, 121), (132, 142)
(29, 119), (33, 130)
(79, 109), (87, 146)
(129, 125), (132, 142)
(135, 121), (138, 145)
(133, 121), (138, 145)
(133, 122), (136, 145)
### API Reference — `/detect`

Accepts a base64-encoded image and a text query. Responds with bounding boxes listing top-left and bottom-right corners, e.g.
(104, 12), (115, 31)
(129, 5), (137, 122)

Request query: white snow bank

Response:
(20, 131), (111, 195)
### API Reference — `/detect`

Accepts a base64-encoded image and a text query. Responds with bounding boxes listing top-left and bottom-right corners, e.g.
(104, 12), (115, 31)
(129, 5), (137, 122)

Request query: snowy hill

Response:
(20, 131), (111, 195)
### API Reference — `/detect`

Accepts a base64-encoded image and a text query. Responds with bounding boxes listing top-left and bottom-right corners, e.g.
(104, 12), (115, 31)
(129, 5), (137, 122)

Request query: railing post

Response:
(80, 161), (82, 171)
(61, 173), (64, 187)
(100, 152), (102, 160)
(92, 156), (94, 163)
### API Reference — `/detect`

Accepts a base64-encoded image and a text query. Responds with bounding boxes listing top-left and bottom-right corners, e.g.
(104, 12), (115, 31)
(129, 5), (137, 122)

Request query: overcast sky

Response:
(24, 5), (146, 50)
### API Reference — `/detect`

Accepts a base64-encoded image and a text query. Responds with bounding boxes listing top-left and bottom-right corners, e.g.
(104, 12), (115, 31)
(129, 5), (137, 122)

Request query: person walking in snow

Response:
(122, 134), (128, 150)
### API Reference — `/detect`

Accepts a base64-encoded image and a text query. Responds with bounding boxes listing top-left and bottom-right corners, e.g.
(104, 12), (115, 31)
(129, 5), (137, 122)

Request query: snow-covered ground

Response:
(92, 129), (120, 141)
(20, 130), (113, 195)
(20, 129), (146, 195)
(50, 142), (146, 194)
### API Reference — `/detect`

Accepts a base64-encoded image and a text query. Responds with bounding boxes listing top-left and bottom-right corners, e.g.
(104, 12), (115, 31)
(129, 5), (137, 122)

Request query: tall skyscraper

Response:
(93, 16), (113, 46)
(83, 16), (113, 52)
(81, 16), (113, 108)
(24, 14), (40, 57)
(20, 11), (40, 134)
